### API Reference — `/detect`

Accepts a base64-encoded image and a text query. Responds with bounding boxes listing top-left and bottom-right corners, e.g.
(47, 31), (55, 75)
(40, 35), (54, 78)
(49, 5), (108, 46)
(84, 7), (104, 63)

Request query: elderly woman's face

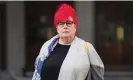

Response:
(56, 19), (76, 38)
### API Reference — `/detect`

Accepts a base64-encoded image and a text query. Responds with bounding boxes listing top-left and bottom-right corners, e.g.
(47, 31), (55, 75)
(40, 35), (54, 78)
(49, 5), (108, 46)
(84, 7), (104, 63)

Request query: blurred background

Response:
(0, 1), (133, 80)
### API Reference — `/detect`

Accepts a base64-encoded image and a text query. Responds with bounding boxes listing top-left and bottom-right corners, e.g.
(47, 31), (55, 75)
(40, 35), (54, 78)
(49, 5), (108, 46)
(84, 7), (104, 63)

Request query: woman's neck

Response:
(58, 36), (75, 45)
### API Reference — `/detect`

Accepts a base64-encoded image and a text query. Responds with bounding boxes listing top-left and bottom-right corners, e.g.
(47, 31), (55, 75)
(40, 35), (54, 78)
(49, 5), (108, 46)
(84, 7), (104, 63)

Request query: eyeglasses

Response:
(57, 21), (74, 28)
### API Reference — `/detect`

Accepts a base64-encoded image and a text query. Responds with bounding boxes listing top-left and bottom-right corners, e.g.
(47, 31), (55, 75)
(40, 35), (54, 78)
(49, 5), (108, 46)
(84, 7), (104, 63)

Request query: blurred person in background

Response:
(32, 3), (104, 80)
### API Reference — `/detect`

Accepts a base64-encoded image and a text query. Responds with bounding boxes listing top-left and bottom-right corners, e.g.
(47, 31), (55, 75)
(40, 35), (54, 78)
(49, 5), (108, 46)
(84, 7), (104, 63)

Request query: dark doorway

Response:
(24, 1), (74, 75)
(0, 3), (7, 71)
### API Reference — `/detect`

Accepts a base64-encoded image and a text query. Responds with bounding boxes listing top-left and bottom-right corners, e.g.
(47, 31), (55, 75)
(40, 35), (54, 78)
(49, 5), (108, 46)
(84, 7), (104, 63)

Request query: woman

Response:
(32, 3), (104, 80)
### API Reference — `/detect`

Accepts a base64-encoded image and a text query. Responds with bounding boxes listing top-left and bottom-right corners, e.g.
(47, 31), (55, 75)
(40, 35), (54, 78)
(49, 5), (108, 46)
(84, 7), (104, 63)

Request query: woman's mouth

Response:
(63, 31), (69, 33)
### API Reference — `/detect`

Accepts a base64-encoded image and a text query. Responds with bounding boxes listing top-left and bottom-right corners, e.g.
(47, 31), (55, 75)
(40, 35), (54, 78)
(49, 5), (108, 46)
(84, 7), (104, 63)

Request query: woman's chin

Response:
(62, 34), (70, 38)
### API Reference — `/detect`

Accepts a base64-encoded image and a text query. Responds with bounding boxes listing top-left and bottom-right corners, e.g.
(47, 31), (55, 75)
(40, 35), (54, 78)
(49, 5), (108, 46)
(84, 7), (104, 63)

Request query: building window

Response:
(95, 1), (133, 71)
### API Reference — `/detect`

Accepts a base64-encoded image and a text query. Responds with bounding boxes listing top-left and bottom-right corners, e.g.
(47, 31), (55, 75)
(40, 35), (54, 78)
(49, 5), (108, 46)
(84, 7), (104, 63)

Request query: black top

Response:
(41, 43), (71, 80)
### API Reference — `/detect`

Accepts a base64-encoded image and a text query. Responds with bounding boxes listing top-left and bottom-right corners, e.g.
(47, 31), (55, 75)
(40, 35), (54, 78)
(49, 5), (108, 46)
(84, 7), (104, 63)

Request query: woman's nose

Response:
(63, 24), (68, 29)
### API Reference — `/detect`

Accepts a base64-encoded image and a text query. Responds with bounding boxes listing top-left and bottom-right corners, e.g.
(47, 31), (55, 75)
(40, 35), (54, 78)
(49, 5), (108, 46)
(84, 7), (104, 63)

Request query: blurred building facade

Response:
(0, 1), (133, 80)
